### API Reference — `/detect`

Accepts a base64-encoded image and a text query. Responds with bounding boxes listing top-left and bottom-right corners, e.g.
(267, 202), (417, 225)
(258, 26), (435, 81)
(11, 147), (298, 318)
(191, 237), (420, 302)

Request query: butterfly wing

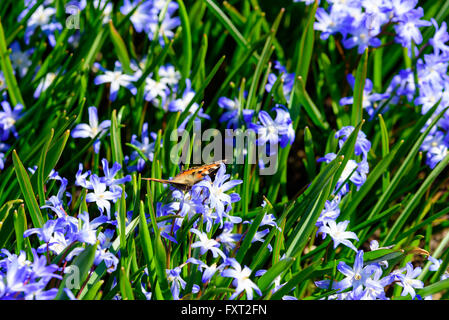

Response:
(143, 160), (227, 191)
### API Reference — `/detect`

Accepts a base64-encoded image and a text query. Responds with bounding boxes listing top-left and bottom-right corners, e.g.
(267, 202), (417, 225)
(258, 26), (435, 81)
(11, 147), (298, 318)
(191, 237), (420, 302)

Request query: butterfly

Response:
(142, 160), (227, 191)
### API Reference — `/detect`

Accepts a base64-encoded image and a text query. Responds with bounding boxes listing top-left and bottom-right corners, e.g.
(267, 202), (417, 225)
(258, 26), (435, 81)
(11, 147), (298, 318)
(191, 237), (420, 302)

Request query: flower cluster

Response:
(265, 61), (295, 102)
(339, 74), (390, 119)
(125, 122), (158, 172)
(0, 101), (23, 170)
(414, 20), (449, 168)
(20, 1), (63, 47)
(316, 126), (371, 251)
(23, 157), (131, 279)
(302, 0), (449, 169)
(148, 163), (282, 300)
(120, 0), (181, 46)
(0, 249), (62, 300)
(76, 159), (131, 218)
(246, 105), (295, 156)
(312, 0), (430, 54)
(315, 247), (436, 300)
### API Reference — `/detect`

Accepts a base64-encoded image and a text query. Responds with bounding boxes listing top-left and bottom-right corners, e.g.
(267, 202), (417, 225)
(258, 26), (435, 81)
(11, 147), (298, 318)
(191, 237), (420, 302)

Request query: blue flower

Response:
(166, 266), (186, 300)
(216, 222), (241, 254)
(190, 228), (226, 259)
(127, 122), (158, 172)
(218, 96), (241, 129)
(120, 0), (154, 33)
(318, 153), (369, 195)
(316, 195), (341, 228)
(68, 229), (119, 273)
(387, 69), (417, 103)
(416, 53), (449, 89)
(339, 75), (390, 119)
(414, 82), (445, 115)
(426, 143), (448, 168)
(0, 249), (61, 300)
(186, 258), (226, 284)
(0, 143), (10, 170)
(71, 106), (111, 154)
(22, 4), (62, 47)
(428, 255), (443, 272)
(221, 258), (262, 300)
(429, 18), (449, 55)
(293, 0), (317, 4)
(24, 219), (60, 244)
(314, 7), (352, 41)
(75, 163), (92, 189)
(394, 263), (424, 299)
(75, 211), (109, 245)
(10, 41), (32, 78)
(144, 75), (170, 104)
(34, 71), (57, 99)
(390, 0), (419, 21)
(360, 266), (391, 300)
(167, 79), (210, 131)
(195, 163), (242, 227)
(0, 101), (23, 140)
(394, 7), (431, 52)
(100, 158), (132, 190)
(93, 230), (119, 273)
(94, 61), (138, 101)
(318, 220), (359, 252)
(265, 61), (295, 101)
(342, 14), (382, 54)
(146, 2), (181, 46)
(85, 175), (122, 218)
(333, 250), (379, 293)
(248, 106), (295, 152)
(334, 125), (372, 160)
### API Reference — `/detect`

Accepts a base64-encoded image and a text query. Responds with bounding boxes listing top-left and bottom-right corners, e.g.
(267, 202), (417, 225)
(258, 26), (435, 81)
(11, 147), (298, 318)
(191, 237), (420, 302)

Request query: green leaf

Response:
(294, 1), (318, 84)
(138, 200), (163, 300)
(119, 266), (135, 300)
(12, 150), (45, 229)
(36, 129), (54, 206)
(270, 262), (319, 300)
(146, 183), (172, 300)
(236, 208), (265, 263)
(257, 257), (296, 293)
(352, 49), (368, 126)
(378, 114), (390, 190)
(293, 76), (329, 130)
(56, 242), (98, 300)
(365, 104), (446, 225)
(13, 204), (26, 253)
(82, 280), (104, 301)
(176, 0), (192, 79)
(203, 0), (253, 57)
(418, 278), (449, 298)
(341, 139), (404, 220)
(0, 17), (25, 107)
(303, 126), (316, 180)
(363, 249), (405, 265)
(44, 130), (70, 178)
(383, 152), (449, 246)
(111, 109), (124, 167)
(108, 21), (133, 74)
(285, 174), (334, 258)
(118, 189), (127, 255)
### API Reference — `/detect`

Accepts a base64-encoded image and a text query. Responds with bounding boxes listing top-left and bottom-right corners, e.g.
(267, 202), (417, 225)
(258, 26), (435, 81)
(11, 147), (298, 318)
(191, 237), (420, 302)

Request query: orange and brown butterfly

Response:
(142, 160), (227, 191)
